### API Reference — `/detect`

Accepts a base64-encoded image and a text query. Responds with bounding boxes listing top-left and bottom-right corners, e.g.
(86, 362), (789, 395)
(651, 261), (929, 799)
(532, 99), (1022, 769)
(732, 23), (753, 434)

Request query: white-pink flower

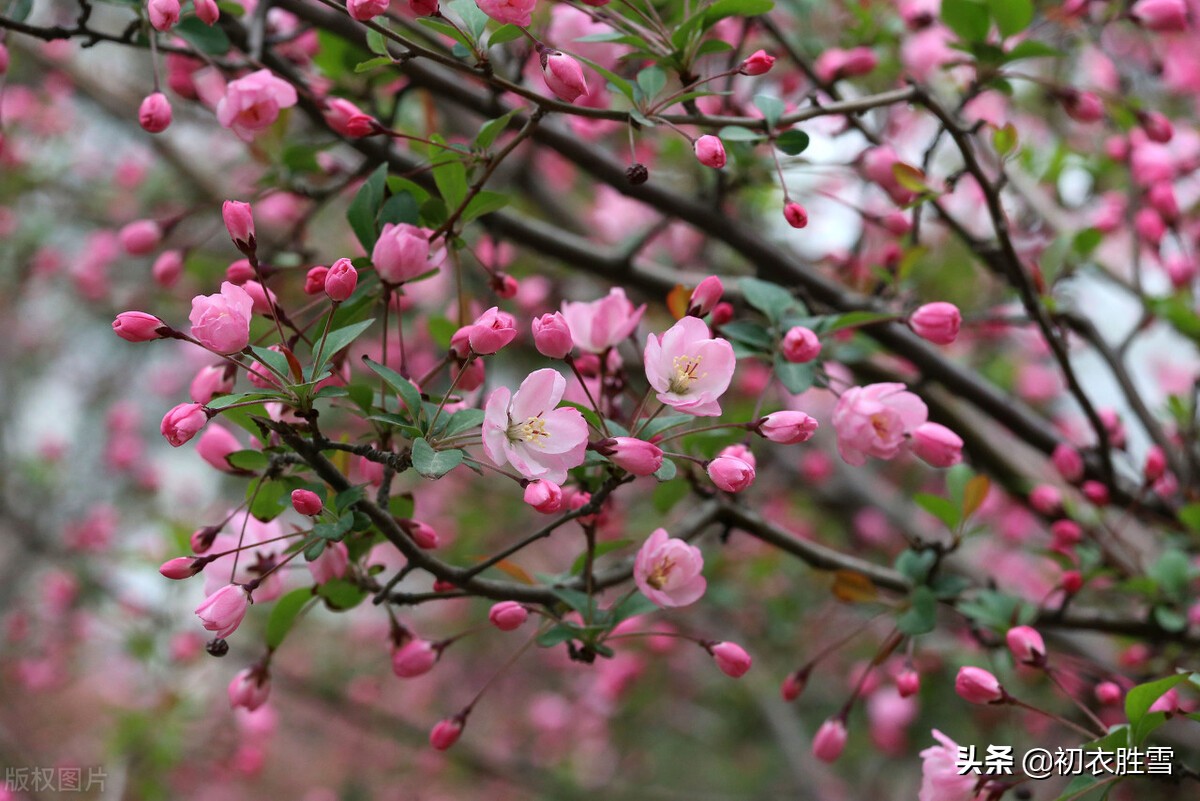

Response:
(831, 382), (928, 466)
(482, 369), (588, 484)
(634, 528), (706, 608)
(644, 316), (735, 417)
(919, 729), (984, 801)
(475, 0), (536, 26)
(190, 281), (254, 354)
(216, 69), (298, 141)
(561, 288), (646, 352)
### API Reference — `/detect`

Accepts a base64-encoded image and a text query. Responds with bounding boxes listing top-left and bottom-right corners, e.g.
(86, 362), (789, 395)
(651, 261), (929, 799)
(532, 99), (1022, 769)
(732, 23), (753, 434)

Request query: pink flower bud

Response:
(781, 669), (808, 701)
(1095, 681), (1122, 705)
(812, 718), (848, 762)
(190, 282), (254, 354)
(222, 200), (256, 254)
(1134, 208), (1166, 245)
(138, 92), (173, 133)
(195, 584), (250, 638)
(120, 219), (163, 255)
(1052, 443), (1084, 483)
(392, 639), (439, 678)
(324, 257), (358, 302)
(1062, 90), (1104, 123)
(1147, 182), (1179, 222)
(488, 601), (528, 631)
(152, 250), (184, 287)
(113, 311), (167, 342)
(540, 50), (588, 103)
(1050, 519), (1083, 551)
(1062, 569), (1084, 594)
(955, 666), (1004, 704)
(1006, 625), (1046, 665)
(468, 306), (518, 355)
(1130, 0), (1189, 31)
(226, 259), (255, 284)
(1082, 480), (1109, 506)
(1029, 484), (1062, 516)
(160, 556), (204, 579)
(602, 437), (664, 476)
(411, 0), (439, 13)
(160, 402), (208, 447)
(532, 312), (573, 359)
(739, 49), (776, 76)
(429, 718), (463, 750)
(908, 302), (961, 345)
(347, 0), (389, 20)
(1145, 445), (1167, 482)
(688, 276), (723, 317)
(524, 479), (563, 513)
(228, 668), (270, 710)
(305, 266), (330, 295)
(880, 211), (912, 235)
(910, 422), (963, 468)
(896, 669), (920, 698)
(707, 447), (756, 493)
(1098, 408), (1127, 449)
(0, 44), (8, 75)
(148, 0), (181, 31)
(325, 98), (376, 138)
(757, 411), (819, 444)
(190, 364), (234, 404)
(1138, 110), (1174, 143)
(196, 424), (242, 471)
(194, 0), (220, 24)
(291, 489), (323, 516)
(781, 326), (821, 363)
(694, 135), (726, 169)
(711, 302), (734, 326)
(405, 520), (440, 549)
(710, 641), (752, 678)
(492, 272), (518, 298)
(783, 201), (808, 229)
(242, 280), (276, 317)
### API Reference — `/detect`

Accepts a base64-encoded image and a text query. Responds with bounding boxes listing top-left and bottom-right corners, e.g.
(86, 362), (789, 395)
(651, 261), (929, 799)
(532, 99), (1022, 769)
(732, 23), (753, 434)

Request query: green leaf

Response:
(8, 0), (33, 22)
(987, 0), (1033, 37)
(348, 163), (388, 251)
(775, 129), (811, 156)
(462, 191), (509, 222)
(1178, 503), (1200, 532)
(773, 355), (815, 394)
(701, 0), (774, 28)
(225, 449), (269, 472)
(411, 437), (464, 478)
(363, 357), (423, 419)
(753, 95), (785, 128)
(652, 479), (690, 513)
(1126, 673), (1190, 744)
(432, 154), (469, 210)
(174, 16), (231, 55)
(417, 16), (474, 49)
(819, 310), (892, 334)
(378, 192), (420, 227)
(570, 539), (634, 575)
(639, 415), (693, 439)
(447, 0), (488, 40)
(941, 0), (991, 42)
(537, 624), (579, 647)
(365, 27), (389, 55)
(318, 319), (375, 364)
(574, 55), (635, 101)
(695, 39), (734, 57)
(654, 458), (677, 482)
(914, 493), (961, 530)
(897, 586), (937, 635)
(636, 66), (667, 100)
(250, 346), (291, 382)
(487, 24), (523, 46)
(894, 549), (937, 584)
(992, 122), (1019, 159)
(313, 514), (354, 542)
(440, 408), (485, 437)
(611, 592), (660, 622)
(248, 478), (290, 521)
(1003, 40), (1062, 62)
(739, 277), (800, 323)
(355, 56), (393, 73)
(317, 578), (368, 610)
(205, 392), (283, 411)
(1153, 606), (1188, 632)
(476, 110), (518, 150)
(265, 588), (313, 649)
(551, 588), (594, 616)
(719, 125), (763, 142)
(1148, 550), (1191, 602)
(719, 320), (775, 351)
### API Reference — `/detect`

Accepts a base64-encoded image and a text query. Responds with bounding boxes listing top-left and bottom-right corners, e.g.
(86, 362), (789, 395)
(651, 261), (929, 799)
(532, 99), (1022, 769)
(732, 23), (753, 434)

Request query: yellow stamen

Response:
(668, 354), (706, 395)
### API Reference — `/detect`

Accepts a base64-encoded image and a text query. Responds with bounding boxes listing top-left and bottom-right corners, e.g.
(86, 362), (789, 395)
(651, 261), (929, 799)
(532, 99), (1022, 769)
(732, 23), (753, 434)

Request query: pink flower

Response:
(347, 0), (389, 20)
(832, 383), (928, 466)
(216, 70), (298, 141)
(694, 135), (726, 168)
(861, 145), (918, 205)
(911, 422), (963, 468)
(152, 250), (184, 287)
(757, 411), (818, 444)
(307, 541), (349, 584)
(190, 281), (254, 354)
(634, 527), (706, 608)
(707, 445), (756, 492)
(524, 479), (563, 513)
(403, 520), (440, 549)
(483, 369), (588, 484)
(1006, 626), (1046, 665)
(909, 302), (961, 345)
(1052, 443), (1084, 483)
(1145, 445), (1167, 482)
(896, 669), (920, 698)
(710, 641), (752, 677)
(429, 718), (463, 750)
(469, 306), (518, 355)
(324, 98), (376, 137)
(291, 489), (323, 516)
(488, 601), (528, 631)
(222, 200), (256, 253)
(319, 257), (357, 302)
(161, 403), (209, 447)
(814, 46), (878, 83)
(392, 639), (439, 678)
(643, 316), (735, 416)
(148, 0), (181, 30)
(305, 266), (330, 295)
(160, 557), (203, 579)
(1131, 0), (1189, 31)
(740, 49), (775, 76)
(113, 311), (167, 342)
(196, 423), (241, 471)
(561, 288), (646, 352)
(138, 92), (172, 133)
(228, 668), (270, 711)
(688, 276), (723, 317)
(372, 222), (441, 284)
(813, 718), (848, 762)
(532, 312), (573, 358)
(1029, 484), (1062, 515)
(599, 437), (663, 476)
(1095, 682), (1122, 705)
(1062, 90), (1104, 123)
(195, 584), (250, 638)
(784, 202), (808, 229)
(476, 0), (536, 26)
(119, 219), (162, 255)
(541, 50), (588, 102)
(920, 729), (983, 801)
(955, 666), (1004, 704)
(781, 326), (821, 363)
(194, 0), (219, 24)
(191, 364), (234, 404)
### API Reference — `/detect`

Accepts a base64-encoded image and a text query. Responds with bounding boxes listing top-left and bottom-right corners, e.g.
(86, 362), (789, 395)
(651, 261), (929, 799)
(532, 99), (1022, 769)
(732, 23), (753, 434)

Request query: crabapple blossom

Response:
(488, 601), (528, 631)
(138, 92), (172, 133)
(160, 403), (208, 447)
(372, 223), (441, 284)
(955, 667), (1004, 704)
(634, 528), (706, 608)
(694, 135), (726, 168)
(813, 718), (848, 762)
(687, 276), (723, 317)
(756, 411), (819, 444)
(709, 642), (752, 678)
(482, 369), (589, 484)
(598, 437), (663, 476)
(468, 307), (518, 355)
(113, 312), (166, 342)
(523, 479), (563, 513)
(707, 445), (756, 492)
(475, 0), (535, 25)
(532, 312), (574, 358)
(189, 281), (254, 354)
(739, 49), (775, 75)
(216, 70), (299, 141)
(1006, 626), (1046, 666)
(540, 50), (588, 103)
(643, 316), (735, 416)
(908, 302), (961, 345)
(910, 423), (963, 468)
(561, 288), (645, 352)
(919, 730), (983, 801)
(195, 584), (250, 639)
(832, 383), (928, 466)
(429, 718), (463, 750)
(392, 639), (439, 678)
(291, 489), (323, 516)
(228, 668), (270, 711)
(781, 326), (821, 363)
(324, 258), (358, 302)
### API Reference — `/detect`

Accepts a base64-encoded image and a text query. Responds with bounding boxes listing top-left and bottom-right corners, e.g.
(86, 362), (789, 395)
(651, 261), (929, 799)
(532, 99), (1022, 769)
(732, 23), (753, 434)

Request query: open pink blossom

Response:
(475, 0), (536, 25)
(561, 288), (645, 352)
(643, 316), (735, 417)
(372, 222), (442, 284)
(634, 527), (706, 608)
(482, 369), (588, 484)
(195, 583), (250, 638)
(832, 382), (928, 465)
(190, 281), (254, 354)
(920, 729), (984, 801)
(215, 69), (298, 141)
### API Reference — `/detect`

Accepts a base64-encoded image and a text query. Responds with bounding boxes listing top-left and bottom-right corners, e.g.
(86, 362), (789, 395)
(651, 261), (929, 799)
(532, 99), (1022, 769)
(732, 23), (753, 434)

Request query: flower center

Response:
(668, 354), (705, 394)
(870, 413), (893, 437)
(508, 413), (550, 447)
(646, 556), (675, 589)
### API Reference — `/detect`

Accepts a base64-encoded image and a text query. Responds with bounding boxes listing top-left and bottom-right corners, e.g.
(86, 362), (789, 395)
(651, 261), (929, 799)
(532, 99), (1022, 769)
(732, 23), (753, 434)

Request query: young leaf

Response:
(265, 588), (313, 649)
(411, 437), (464, 479)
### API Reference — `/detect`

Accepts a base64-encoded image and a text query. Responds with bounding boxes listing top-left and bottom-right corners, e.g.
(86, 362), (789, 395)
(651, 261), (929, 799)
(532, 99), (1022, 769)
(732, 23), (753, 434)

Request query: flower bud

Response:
(1062, 90), (1104, 123)
(1052, 443), (1084, 483)
(908, 302), (961, 345)
(710, 641), (752, 678)
(404, 520), (440, 549)
(160, 556), (204, 579)
(688, 276), (723, 317)
(120, 219), (163, 255)
(781, 669), (809, 701)
(1130, 0), (1189, 31)
(523, 479), (563, 513)
(757, 411), (818, 444)
(1028, 484), (1062, 516)
(1062, 569), (1084, 594)
(152, 250), (184, 288)
(488, 601), (528, 631)
(228, 667), (270, 710)
(0, 44), (8, 75)
(347, 0), (389, 19)
(324, 97), (376, 138)
(781, 326), (821, 363)
(910, 422), (963, 468)
(601, 437), (664, 476)
(532, 312), (573, 359)
(1138, 110), (1174, 143)
(468, 306), (518, 355)
(226, 259), (255, 285)
(148, 0), (181, 31)
(1095, 681), (1122, 705)
(540, 49), (588, 103)
(707, 453), (755, 493)
(160, 402), (208, 447)
(392, 639), (439, 678)
(324, 257), (358, 302)
(222, 200), (256, 255)
(896, 669), (920, 698)
(196, 425), (241, 471)
(194, 0), (220, 24)
(291, 489), (323, 516)
(113, 311), (167, 342)
(739, 49), (776, 76)
(305, 266), (330, 295)
(783, 201), (808, 229)
(812, 718), (848, 763)
(1144, 445), (1167, 482)
(694, 135), (726, 169)
(955, 666), (1004, 704)
(1006, 625), (1046, 666)
(1082, 480), (1109, 506)
(138, 92), (173, 133)
(195, 584), (250, 639)
(430, 717), (463, 750)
